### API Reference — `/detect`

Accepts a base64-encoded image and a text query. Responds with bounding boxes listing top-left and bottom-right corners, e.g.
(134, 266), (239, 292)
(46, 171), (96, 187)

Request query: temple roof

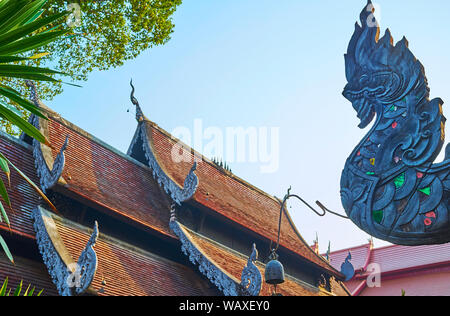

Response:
(29, 101), (343, 278)
(1, 84), (350, 294)
(50, 212), (216, 296)
(133, 118), (343, 277)
(0, 133), (39, 239)
(175, 221), (343, 296)
(44, 112), (175, 240)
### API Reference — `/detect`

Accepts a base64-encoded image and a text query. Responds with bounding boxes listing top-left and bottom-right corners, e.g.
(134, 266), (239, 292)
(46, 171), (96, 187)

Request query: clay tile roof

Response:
(0, 134), (40, 238)
(46, 117), (175, 239)
(143, 120), (342, 277)
(179, 223), (344, 296)
(0, 254), (58, 296)
(52, 216), (216, 296)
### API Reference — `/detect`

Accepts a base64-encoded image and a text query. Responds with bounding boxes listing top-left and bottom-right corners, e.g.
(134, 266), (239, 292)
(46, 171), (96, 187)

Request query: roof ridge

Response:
(144, 118), (283, 205)
(45, 111), (154, 173)
(328, 242), (372, 255)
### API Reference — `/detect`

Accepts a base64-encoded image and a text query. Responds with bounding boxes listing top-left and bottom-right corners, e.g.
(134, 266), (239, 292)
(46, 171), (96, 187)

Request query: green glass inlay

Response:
(394, 173), (405, 189)
(389, 105), (396, 112)
(373, 210), (384, 224)
(366, 172), (375, 175)
(419, 187), (431, 196)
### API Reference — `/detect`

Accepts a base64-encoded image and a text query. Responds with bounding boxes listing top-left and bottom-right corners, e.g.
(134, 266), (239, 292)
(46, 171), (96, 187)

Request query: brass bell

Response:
(265, 251), (285, 285)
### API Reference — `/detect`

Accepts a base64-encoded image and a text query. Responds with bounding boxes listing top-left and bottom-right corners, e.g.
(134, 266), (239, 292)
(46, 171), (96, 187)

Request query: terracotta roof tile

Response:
(53, 217), (216, 296)
(145, 121), (342, 277)
(47, 119), (174, 239)
(0, 254), (58, 296)
(0, 135), (40, 238)
(181, 224), (348, 296)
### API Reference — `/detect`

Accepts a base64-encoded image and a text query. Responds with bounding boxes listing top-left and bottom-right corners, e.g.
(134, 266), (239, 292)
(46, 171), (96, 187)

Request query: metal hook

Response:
(271, 188), (348, 252)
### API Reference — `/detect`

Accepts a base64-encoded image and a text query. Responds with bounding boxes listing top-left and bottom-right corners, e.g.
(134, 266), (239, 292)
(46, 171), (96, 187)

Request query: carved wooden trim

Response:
(129, 123), (199, 205)
(170, 220), (261, 296)
(31, 206), (98, 296)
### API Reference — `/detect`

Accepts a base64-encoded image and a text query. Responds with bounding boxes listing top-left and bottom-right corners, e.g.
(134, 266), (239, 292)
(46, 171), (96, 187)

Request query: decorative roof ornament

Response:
(169, 220), (262, 296)
(74, 221), (99, 295)
(341, 0), (450, 245)
(130, 79), (145, 122)
(25, 80), (44, 107)
(340, 252), (355, 282)
(33, 135), (69, 193)
(128, 122), (199, 205)
(26, 81), (69, 193)
(32, 206), (99, 296)
(240, 244), (262, 296)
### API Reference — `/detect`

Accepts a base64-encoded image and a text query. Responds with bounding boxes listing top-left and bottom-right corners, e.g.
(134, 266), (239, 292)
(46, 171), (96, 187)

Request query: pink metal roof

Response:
(364, 243), (450, 275)
(329, 242), (450, 276)
(327, 243), (372, 272)
(328, 242), (450, 296)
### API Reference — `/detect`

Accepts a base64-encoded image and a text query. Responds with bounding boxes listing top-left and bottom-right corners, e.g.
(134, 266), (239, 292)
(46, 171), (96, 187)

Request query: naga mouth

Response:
(345, 87), (385, 100)
(353, 98), (376, 129)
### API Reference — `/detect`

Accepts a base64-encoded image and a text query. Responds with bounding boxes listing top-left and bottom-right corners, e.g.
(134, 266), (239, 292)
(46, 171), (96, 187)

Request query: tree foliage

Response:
(1, 0), (182, 135)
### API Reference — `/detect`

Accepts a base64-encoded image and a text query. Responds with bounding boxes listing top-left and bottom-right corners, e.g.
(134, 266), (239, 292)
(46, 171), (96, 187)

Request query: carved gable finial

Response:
(130, 79), (145, 122)
(240, 243), (262, 296)
(25, 80), (41, 106)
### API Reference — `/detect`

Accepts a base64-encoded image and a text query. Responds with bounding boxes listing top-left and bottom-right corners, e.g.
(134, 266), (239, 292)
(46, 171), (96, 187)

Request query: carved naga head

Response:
(343, 0), (429, 129)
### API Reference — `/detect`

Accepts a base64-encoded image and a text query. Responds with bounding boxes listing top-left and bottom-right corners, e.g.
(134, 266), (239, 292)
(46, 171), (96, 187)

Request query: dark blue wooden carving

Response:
(340, 253), (355, 282)
(341, 1), (450, 245)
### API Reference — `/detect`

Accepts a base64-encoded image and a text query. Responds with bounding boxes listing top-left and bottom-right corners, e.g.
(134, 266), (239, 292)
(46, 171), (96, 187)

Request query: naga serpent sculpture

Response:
(341, 1), (450, 245)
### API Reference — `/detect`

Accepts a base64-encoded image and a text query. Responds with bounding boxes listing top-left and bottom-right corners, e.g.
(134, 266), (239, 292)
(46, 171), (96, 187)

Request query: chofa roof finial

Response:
(130, 79), (145, 122)
(25, 80), (42, 107)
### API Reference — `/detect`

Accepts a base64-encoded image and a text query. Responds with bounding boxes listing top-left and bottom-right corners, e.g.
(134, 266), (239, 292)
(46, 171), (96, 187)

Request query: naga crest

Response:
(341, 1), (450, 245)
(344, 1), (430, 130)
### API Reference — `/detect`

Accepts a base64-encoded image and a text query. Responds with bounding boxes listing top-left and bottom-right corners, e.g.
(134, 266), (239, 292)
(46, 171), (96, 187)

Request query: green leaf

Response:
(0, 176), (10, 207)
(0, 86), (46, 118)
(12, 280), (22, 296)
(0, 64), (65, 75)
(0, 277), (7, 296)
(37, 288), (43, 296)
(23, 283), (30, 296)
(27, 286), (35, 296)
(0, 200), (10, 228)
(0, 153), (56, 212)
(0, 156), (10, 185)
(0, 72), (60, 83)
(0, 1), (25, 29)
(24, 8), (45, 25)
(0, 84), (20, 96)
(0, 0), (47, 34)
(0, 55), (29, 63)
(0, 29), (68, 55)
(0, 235), (13, 263)
(0, 104), (48, 144)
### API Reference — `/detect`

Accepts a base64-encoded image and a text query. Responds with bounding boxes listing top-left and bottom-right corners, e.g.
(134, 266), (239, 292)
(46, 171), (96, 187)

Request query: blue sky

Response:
(48, 0), (450, 252)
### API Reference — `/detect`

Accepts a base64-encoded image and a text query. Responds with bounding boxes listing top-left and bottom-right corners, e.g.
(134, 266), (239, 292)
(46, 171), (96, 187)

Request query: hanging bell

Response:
(265, 251), (285, 285)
